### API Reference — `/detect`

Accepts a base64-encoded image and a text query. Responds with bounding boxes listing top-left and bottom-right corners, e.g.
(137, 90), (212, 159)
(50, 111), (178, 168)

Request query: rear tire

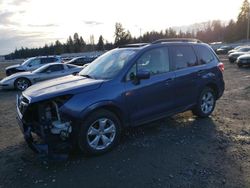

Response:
(14, 78), (31, 91)
(78, 109), (122, 156)
(238, 64), (243, 68)
(192, 87), (216, 118)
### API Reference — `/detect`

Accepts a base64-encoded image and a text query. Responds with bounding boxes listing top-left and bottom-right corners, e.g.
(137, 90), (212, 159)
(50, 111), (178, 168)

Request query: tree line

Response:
(5, 0), (250, 60)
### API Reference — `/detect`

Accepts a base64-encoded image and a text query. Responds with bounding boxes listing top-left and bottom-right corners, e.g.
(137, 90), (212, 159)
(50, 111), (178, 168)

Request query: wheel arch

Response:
(14, 77), (32, 86)
(80, 101), (127, 127)
(205, 82), (219, 99)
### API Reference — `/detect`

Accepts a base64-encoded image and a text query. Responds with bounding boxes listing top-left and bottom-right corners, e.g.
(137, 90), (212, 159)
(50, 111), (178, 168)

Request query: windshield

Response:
(68, 57), (80, 63)
(33, 64), (49, 73)
(240, 47), (250, 52)
(79, 49), (136, 79)
(21, 57), (35, 66)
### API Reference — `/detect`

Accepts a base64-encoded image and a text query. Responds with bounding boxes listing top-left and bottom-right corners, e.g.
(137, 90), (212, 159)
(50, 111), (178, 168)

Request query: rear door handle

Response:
(165, 78), (174, 85)
(198, 70), (205, 76)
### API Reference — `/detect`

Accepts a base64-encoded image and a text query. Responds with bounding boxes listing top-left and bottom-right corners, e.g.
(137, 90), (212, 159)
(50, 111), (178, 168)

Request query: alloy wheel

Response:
(87, 118), (116, 150)
(201, 92), (214, 114)
(16, 79), (29, 91)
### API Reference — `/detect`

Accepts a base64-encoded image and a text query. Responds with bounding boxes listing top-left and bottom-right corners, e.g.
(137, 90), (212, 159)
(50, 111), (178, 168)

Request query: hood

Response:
(23, 75), (104, 103)
(1, 71), (32, 82)
(229, 52), (246, 57)
(228, 50), (236, 54)
(5, 64), (23, 70)
(238, 53), (250, 59)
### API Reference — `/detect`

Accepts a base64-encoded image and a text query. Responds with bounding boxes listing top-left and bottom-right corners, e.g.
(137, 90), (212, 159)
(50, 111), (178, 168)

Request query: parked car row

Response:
(226, 46), (250, 67)
(216, 45), (233, 55)
(65, 55), (99, 66)
(0, 54), (98, 91)
(0, 63), (82, 91)
(5, 56), (62, 76)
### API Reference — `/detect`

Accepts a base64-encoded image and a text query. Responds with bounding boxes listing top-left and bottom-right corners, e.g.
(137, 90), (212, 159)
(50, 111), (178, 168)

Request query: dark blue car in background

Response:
(16, 39), (225, 156)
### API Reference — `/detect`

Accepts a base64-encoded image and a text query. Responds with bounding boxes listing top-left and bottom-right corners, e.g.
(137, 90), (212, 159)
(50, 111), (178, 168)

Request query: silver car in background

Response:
(0, 63), (82, 91)
(5, 56), (62, 76)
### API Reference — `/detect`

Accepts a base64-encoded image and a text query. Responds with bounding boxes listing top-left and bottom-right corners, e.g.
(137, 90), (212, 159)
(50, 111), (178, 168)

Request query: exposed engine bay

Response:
(17, 94), (74, 158)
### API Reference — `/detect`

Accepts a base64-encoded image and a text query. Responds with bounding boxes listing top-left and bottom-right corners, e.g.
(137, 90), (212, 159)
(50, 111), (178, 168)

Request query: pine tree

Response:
(114, 22), (132, 46)
(236, 0), (250, 40)
(97, 35), (104, 51)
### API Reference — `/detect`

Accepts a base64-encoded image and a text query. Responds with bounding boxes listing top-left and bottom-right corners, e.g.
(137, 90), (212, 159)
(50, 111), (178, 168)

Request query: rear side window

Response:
(42, 64), (64, 73)
(76, 58), (85, 63)
(137, 47), (170, 75)
(41, 57), (58, 64)
(170, 46), (197, 69)
(67, 64), (76, 69)
(194, 46), (214, 64)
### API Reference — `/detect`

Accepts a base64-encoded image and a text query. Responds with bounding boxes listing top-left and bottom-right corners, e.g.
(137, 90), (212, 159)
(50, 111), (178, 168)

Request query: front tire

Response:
(78, 109), (122, 156)
(14, 78), (31, 91)
(192, 87), (216, 118)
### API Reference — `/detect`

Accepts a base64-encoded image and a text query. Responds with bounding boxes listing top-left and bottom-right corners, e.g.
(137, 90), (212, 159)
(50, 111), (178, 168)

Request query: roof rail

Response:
(118, 43), (149, 48)
(152, 38), (202, 44)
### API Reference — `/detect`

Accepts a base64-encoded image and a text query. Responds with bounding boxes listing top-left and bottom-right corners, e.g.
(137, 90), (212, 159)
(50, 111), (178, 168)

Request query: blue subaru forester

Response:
(16, 39), (224, 156)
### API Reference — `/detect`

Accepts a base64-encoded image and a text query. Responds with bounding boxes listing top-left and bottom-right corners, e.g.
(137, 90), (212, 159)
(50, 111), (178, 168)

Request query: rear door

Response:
(125, 47), (176, 125)
(169, 45), (199, 108)
(194, 45), (221, 92)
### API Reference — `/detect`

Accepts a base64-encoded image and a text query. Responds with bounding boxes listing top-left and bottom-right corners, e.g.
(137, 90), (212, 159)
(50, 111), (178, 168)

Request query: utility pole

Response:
(140, 28), (142, 42)
(248, 12), (250, 41)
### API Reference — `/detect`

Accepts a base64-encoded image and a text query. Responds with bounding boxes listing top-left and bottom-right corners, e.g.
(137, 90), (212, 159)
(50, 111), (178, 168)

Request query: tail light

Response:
(217, 62), (224, 72)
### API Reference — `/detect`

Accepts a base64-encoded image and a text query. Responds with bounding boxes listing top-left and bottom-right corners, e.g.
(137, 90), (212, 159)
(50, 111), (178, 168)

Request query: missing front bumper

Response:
(16, 114), (72, 160)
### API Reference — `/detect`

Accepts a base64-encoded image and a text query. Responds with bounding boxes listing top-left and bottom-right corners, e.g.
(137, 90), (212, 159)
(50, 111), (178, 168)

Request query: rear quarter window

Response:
(67, 64), (76, 69)
(194, 45), (215, 64)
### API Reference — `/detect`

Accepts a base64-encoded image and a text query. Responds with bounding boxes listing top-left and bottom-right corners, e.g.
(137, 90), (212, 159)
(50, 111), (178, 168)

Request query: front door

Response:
(125, 47), (175, 125)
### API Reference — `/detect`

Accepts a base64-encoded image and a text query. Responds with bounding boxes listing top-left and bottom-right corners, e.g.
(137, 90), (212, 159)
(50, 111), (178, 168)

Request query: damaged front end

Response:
(16, 94), (74, 159)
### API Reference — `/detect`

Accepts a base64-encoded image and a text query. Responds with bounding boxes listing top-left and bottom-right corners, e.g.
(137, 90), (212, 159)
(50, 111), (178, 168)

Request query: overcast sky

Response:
(0, 0), (243, 55)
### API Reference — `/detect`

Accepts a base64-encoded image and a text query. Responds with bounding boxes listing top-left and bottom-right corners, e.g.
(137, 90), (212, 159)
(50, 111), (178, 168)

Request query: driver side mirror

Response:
(136, 70), (150, 80)
(130, 70), (150, 85)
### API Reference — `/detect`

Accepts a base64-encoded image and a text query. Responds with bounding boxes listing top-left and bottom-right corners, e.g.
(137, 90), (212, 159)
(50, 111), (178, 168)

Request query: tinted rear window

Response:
(41, 57), (58, 64)
(194, 45), (215, 64)
(170, 46), (197, 69)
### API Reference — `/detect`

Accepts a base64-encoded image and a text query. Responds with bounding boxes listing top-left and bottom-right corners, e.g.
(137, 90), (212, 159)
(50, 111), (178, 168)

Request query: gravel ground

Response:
(0, 56), (250, 188)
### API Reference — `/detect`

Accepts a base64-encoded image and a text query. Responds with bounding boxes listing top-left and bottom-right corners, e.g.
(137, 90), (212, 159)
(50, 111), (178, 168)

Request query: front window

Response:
(33, 64), (64, 73)
(126, 47), (170, 81)
(41, 64), (64, 73)
(27, 59), (41, 67)
(21, 57), (35, 66)
(79, 49), (136, 79)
